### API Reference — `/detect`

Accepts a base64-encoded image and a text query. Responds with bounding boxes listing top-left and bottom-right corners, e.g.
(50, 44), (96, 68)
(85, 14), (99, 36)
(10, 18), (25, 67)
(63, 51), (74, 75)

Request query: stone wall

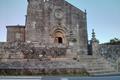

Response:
(0, 42), (67, 62)
(92, 43), (120, 71)
(0, 68), (88, 76)
(0, 42), (24, 62)
(99, 44), (120, 71)
(0, 42), (86, 75)
(99, 44), (120, 62)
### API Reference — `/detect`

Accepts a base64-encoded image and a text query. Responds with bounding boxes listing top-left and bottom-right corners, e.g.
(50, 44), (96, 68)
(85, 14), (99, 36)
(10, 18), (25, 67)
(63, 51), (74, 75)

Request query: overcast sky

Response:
(0, 0), (120, 43)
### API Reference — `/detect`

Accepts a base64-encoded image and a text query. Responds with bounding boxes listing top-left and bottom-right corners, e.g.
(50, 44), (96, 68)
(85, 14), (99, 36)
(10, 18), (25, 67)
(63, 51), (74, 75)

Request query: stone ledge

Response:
(0, 60), (84, 69)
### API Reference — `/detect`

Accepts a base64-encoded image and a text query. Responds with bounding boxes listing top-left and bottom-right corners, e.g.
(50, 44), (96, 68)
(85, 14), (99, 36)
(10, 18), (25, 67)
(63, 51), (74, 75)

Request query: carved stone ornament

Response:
(54, 9), (64, 19)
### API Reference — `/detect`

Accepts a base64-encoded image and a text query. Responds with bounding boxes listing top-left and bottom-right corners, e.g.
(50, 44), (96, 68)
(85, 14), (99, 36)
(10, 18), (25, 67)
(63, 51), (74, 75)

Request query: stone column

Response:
(90, 29), (99, 56)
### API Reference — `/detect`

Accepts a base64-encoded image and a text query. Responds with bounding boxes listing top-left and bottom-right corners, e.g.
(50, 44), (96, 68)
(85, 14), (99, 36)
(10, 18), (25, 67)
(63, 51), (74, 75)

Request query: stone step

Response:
(79, 55), (104, 59)
(0, 60), (84, 69)
(80, 63), (109, 67)
(88, 70), (115, 75)
(89, 68), (115, 74)
(87, 67), (114, 71)
(78, 55), (116, 75)
(50, 58), (73, 61)
(86, 65), (105, 68)
(79, 59), (102, 62)
(79, 61), (106, 64)
(0, 56), (116, 75)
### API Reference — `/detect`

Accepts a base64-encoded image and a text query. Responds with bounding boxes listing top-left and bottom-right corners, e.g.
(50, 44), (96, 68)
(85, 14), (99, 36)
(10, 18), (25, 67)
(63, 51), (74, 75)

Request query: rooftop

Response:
(6, 25), (25, 28)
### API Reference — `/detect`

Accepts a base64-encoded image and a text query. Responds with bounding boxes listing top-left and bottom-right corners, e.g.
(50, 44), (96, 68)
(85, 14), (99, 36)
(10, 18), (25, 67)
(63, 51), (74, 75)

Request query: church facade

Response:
(2, 0), (119, 75)
(7, 0), (88, 55)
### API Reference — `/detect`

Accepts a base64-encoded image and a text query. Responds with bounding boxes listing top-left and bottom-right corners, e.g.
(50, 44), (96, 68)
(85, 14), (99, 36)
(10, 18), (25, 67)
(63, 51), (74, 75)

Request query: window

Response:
(16, 33), (21, 39)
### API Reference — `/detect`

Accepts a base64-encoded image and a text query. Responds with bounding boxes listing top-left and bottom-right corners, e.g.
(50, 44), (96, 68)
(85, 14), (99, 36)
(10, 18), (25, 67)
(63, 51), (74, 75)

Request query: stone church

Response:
(1, 0), (119, 75)
(6, 0), (88, 55)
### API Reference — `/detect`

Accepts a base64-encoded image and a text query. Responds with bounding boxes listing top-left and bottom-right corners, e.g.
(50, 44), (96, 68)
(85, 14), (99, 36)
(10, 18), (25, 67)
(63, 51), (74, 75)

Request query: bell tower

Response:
(25, 0), (66, 43)
(25, 0), (46, 42)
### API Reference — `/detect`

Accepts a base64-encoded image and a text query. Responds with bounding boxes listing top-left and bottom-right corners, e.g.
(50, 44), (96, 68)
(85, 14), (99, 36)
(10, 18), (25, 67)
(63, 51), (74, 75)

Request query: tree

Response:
(109, 38), (120, 45)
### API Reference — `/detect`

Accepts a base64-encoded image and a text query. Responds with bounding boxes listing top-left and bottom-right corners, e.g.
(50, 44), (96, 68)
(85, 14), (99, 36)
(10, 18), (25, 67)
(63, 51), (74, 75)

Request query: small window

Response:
(32, 21), (36, 29)
(16, 33), (21, 39)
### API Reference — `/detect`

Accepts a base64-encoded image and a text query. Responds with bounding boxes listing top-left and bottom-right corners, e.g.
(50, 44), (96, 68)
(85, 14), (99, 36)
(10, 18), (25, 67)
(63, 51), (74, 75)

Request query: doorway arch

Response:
(53, 29), (66, 45)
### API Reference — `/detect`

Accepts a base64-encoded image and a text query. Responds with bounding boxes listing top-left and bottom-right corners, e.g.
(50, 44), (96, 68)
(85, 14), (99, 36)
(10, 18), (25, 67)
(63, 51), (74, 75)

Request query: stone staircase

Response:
(45, 55), (117, 75)
(0, 49), (117, 76)
(78, 55), (116, 75)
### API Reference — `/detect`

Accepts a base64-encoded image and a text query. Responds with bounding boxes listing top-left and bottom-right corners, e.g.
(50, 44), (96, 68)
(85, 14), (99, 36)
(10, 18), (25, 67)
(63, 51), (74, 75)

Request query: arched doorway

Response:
(53, 30), (66, 45)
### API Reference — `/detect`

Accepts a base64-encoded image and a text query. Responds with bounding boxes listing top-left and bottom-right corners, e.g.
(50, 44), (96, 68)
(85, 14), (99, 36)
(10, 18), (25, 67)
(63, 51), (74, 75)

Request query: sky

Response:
(0, 0), (120, 43)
